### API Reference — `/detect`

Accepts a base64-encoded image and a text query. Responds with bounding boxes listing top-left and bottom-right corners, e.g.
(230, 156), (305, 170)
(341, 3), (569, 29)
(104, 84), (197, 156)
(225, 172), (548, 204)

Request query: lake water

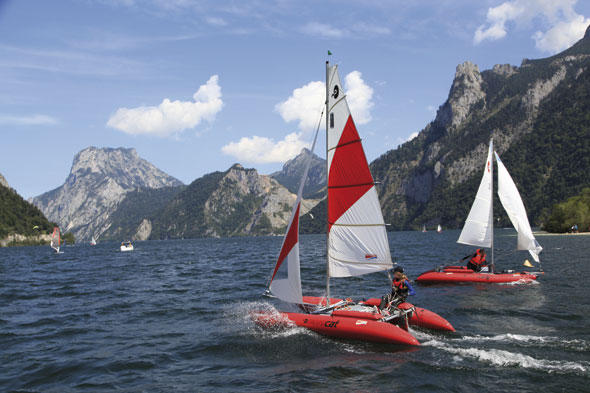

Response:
(1, 230), (588, 392)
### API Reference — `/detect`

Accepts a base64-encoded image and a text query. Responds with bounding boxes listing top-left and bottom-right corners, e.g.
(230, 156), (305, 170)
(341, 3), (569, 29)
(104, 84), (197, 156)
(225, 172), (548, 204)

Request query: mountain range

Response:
(18, 26), (590, 242)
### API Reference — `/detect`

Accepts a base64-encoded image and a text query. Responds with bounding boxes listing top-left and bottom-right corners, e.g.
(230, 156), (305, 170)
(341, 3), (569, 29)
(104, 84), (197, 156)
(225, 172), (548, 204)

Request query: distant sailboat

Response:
(417, 139), (542, 284)
(50, 227), (61, 253)
(90, 236), (97, 246)
(437, 224), (442, 233)
(422, 225), (427, 233)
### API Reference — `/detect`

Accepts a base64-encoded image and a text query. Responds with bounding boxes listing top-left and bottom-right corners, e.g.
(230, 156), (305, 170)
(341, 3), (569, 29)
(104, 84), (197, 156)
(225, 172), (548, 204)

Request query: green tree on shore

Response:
(544, 188), (590, 233)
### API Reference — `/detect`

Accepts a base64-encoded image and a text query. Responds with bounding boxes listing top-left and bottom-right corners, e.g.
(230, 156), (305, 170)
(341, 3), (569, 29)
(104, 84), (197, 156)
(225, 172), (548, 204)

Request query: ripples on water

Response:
(1, 231), (589, 392)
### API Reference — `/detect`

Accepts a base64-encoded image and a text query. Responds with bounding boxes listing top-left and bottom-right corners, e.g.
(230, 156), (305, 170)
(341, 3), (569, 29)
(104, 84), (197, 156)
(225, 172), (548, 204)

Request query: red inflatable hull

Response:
(302, 296), (455, 332)
(252, 311), (420, 346)
(416, 266), (539, 284)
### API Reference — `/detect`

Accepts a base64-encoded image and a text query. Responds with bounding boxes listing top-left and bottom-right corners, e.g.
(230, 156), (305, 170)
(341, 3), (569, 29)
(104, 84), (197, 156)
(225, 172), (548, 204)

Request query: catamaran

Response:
(252, 61), (454, 346)
(417, 140), (543, 284)
(50, 227), (61, 253)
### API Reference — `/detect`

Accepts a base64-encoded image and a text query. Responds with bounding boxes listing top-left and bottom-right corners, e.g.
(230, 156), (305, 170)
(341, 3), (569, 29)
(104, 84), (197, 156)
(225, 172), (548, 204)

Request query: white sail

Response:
(268, 120), (321, 303)
(437, 224), (442, 233)
(458, 140), (494, 248)
(495, 152), (543, 262)
(326, 64), (392, 278)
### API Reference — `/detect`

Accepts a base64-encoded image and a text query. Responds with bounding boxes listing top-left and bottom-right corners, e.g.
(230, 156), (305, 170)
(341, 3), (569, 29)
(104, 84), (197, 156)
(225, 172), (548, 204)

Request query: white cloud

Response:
(473, 0), (589, 53)
(274, 81), (325, 132)
(301, 22), (346, 39)
(427, 105), (436, 113)
(0, 114), (58, 126)
(406, 131), (419, 142)
(225, 69), (374, 165)
(221, 132), (308, 164)
(533, 14), (590, 52)
(107, 75), (223, 137)
(344, 71), (374, 124)
(275, 71), (374, 131)
(206, 16), (228, 26)
(301, 21), (391, 39)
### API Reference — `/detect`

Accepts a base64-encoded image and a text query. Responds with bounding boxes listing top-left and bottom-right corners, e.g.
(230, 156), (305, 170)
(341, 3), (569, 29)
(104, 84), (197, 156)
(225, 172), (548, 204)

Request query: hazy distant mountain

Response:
(303, 25), (590, 232)
(32, 147), (183, 241)
(271, 148), (326, 199)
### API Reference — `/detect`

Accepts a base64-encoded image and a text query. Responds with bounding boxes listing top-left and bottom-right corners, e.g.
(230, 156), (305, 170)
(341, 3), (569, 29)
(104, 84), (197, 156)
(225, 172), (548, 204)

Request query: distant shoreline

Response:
(533, 231), (590, 236)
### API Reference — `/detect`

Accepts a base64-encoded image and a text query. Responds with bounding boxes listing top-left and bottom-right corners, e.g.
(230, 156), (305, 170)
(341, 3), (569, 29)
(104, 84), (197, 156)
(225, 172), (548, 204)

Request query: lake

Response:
(1, 230), (588, 392)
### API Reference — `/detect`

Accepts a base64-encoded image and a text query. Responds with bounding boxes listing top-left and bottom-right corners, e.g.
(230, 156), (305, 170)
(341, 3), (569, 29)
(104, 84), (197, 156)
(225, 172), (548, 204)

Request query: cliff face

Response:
(368, 29), (590, 229)
(149, 164), (319, 239)
(31, 147), (183, 241)
(271, 148), (326, 198)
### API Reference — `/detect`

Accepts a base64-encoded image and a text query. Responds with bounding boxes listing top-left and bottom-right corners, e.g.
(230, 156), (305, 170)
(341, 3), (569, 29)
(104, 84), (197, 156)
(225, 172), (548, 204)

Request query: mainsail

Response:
(326, 63), (392, 278)
(51, 227), (60, 252)
(458, 140), (494, 248)
(267, 116), (321, 303)
(495, 153), (543, 262)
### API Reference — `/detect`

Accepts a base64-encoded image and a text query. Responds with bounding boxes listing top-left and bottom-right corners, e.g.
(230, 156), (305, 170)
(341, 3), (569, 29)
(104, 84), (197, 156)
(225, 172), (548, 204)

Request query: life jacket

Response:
(470, 249), (486, 266)
(392, 278), (409, 297)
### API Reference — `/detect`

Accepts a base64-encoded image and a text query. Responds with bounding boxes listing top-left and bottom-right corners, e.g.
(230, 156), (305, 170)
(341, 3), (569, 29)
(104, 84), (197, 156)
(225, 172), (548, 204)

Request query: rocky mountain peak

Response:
(271, 147), (326, 198)
(492, 63), (518, 77)
(32, 146), (183, 240)
(0, 172), (9, 189)
(435, 61), (485, 129)
(585, 24), (590, 39)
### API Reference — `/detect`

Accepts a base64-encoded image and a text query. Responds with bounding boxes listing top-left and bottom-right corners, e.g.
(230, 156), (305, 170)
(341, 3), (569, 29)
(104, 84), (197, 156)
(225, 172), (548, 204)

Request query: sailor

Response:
(463, 248), (487, 272)
(379, 266), (416, 310)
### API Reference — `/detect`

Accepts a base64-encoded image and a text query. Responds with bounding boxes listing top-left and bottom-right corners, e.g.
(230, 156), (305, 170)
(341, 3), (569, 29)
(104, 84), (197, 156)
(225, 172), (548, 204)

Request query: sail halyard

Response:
(326, 63), (392, 279)
(267, 107), (323, 304)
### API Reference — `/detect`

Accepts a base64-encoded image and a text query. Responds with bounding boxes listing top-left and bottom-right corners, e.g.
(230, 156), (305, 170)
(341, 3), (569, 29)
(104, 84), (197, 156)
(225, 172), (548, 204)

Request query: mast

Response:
(325, 60), (330, 302)
(490, 138), (495, 273)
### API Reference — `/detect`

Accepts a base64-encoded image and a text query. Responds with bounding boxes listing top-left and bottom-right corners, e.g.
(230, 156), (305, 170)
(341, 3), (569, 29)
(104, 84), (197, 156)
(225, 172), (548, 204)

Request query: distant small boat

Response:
(437, 224), (442, 233)
(51, 227), (62, 254)
(422, 225), (427, 233)
(90, 236), (97, 246)
(120, 241), (134, 252)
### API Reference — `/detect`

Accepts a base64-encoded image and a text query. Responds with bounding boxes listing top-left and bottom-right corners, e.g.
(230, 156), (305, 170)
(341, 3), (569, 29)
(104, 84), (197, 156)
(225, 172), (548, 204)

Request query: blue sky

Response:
(1, 0), (589, 198)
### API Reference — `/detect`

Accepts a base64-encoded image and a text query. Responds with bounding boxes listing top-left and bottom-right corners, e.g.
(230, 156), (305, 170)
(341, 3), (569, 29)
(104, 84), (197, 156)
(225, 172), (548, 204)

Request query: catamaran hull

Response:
(302, 296), (455, 332)
(252, 311), (420, 346)
(416, 266), (538, 284)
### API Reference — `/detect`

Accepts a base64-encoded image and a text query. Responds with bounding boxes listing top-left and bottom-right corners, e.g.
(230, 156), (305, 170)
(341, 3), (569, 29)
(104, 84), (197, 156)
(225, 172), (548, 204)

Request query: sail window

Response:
(330, 113), (334, 128)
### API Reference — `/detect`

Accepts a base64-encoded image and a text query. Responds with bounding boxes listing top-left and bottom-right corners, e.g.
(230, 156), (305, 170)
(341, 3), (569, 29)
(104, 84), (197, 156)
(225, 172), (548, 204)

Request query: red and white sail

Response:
(268, 122), (321, 303)
(326, 64), (392, 277)
(51, 227), (60, 252)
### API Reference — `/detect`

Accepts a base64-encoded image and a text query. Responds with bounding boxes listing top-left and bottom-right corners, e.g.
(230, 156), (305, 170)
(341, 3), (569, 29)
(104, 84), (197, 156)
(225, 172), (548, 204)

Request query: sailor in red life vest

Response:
(463, 248), (488, 272)
(379, 266), (416, 310)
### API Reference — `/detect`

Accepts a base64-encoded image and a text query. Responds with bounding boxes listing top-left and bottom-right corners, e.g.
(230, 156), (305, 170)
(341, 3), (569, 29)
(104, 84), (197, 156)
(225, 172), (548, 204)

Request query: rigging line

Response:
(264, 107), (325, 291)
